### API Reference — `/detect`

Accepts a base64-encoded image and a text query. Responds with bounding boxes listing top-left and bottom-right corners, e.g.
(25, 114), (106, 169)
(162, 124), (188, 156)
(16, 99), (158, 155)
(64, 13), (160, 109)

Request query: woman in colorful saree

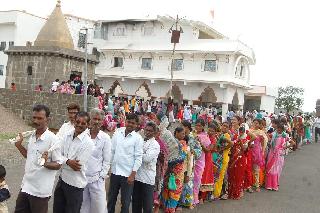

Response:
(178, 120), (202, 209)
(192, 119), (211, 206)
(199, 122), (217, 203)
(227, 126), (248, 199)
(152, 116), (168, 213)
(161, 127), (188, 213)
(265, 122), (295, 191)
(250, 118), (268, 192)
(213, 121), (233, 200)
(229, 116), (256, 199)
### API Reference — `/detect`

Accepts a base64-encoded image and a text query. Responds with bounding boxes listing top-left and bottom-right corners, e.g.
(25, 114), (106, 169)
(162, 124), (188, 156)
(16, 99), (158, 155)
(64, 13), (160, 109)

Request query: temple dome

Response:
(34, 1), (74, 49)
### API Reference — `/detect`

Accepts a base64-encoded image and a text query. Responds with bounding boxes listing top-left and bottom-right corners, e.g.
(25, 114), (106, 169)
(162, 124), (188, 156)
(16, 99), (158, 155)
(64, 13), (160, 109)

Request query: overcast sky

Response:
(3, 0), (320, 112)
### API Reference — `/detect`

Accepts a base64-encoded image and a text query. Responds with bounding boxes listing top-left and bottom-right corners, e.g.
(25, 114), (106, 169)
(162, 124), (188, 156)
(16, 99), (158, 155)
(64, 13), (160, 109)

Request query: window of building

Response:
(204, 60), (216, 72)
(172, 59), (183, 71)
(94, 24), (101, 39)
(113, 57), (123, 67)
(113, 24), (126, 36)
(0, 42), (6, 51)
(9, 41), (14, 47)
(143, 22), (154, 36)
(0, 65), (4, 76)
(141, 58), (152, 70)
(94, 23), (108, 40)
(240, 65), (245, 77)
(27, 65), (33, 75)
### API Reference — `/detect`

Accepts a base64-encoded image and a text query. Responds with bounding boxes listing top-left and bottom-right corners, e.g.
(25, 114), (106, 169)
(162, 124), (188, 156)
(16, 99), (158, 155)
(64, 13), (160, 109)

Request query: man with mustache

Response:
(14, 104), (62, 213)
(107, 113), (143, 213)
(53, 112), (94, 213)
(56, 103), (80, 140)
(80, 109), (111, 213)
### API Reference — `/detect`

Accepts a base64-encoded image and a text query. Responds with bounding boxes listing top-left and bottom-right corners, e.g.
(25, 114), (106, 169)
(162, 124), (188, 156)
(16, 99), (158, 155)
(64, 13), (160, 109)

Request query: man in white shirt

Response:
(14, 105), (62, 213)
(314, 115), (320, 143)
(80, 109), (111, 213)
(107, 113), (144, 213)
(53, 112), (94, 213)
(132, 122), (160, 213)
(56, 103), (80, 140)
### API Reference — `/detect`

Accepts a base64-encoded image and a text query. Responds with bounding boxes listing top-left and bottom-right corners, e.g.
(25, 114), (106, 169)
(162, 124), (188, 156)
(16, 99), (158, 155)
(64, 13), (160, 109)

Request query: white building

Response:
(88, 16), (255, 116)
(1, 5), (275, 116)
(244, 85), (277, 113)
(0, 10), (46, 88)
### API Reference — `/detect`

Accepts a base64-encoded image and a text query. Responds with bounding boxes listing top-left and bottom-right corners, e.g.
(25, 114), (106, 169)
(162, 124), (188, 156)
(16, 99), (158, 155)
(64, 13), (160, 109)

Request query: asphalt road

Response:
(3, 141), (320, 213)
(187, 143), (320, 213)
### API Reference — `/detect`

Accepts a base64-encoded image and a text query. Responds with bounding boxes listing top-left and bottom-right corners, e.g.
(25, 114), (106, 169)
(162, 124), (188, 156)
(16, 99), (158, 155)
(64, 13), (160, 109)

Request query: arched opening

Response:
(230, 91), (239, 111)
(135, 82), (152, 98)
(166, 84), (183, 103)
(109, 81), (124, 97)
(198, 87), (217, 106)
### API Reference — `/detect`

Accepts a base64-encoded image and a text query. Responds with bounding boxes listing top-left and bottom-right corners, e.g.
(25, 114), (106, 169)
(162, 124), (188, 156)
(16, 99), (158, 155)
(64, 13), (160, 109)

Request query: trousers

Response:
(53, 178), (84, 213)
(132, 180), (154, 213)
(14, 191), (49, 213)
(107, 174), (134, 213)
(80, 178), (107, 213)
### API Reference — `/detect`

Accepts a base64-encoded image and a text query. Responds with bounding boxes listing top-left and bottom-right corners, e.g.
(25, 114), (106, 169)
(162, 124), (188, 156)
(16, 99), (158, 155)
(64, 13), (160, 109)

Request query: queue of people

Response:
(1, 100), (319, 213)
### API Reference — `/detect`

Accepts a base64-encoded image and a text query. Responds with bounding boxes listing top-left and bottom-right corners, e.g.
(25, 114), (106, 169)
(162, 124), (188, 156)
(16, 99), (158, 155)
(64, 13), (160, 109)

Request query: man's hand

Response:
(66, 159), (82, 171)
(41, 151), (49, 163)
(127, 172), (136, 185)
(15, 133), (23, 146)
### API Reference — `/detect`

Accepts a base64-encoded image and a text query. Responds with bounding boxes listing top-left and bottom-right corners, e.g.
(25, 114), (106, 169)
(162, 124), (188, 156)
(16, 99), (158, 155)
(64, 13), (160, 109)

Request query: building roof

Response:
(64, 14), (97, 23)
(0, 10), (46, 20)
(246, 85), (277, 97)
(98, 15), (226, 39)
(34, 1), (74, 49)
(100, 39), (255, 64)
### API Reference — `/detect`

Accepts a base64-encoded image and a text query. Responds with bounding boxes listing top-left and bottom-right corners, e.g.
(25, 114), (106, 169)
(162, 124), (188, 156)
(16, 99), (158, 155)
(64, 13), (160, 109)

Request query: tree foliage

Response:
(275, 86), (304, 113)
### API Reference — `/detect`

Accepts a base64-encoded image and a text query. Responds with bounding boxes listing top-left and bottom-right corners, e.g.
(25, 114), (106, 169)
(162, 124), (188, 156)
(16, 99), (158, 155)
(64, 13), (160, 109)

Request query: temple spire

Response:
(34, 1), (74, 49)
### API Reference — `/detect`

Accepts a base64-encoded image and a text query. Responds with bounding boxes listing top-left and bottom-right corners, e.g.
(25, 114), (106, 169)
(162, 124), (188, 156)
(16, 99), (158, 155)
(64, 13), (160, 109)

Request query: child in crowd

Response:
(0, 165), (10, 213)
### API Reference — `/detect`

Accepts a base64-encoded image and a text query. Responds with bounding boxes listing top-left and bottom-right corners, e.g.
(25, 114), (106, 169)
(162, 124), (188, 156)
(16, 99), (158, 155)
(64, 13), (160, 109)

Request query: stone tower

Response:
(5, 0), (98, 90)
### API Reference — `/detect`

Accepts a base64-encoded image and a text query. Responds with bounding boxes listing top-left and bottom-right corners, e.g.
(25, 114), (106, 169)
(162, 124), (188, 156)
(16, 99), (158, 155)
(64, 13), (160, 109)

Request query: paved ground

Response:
(3, 139), (320, 213)
(1, 107), (320, 212)
(186, 143), (320, 213)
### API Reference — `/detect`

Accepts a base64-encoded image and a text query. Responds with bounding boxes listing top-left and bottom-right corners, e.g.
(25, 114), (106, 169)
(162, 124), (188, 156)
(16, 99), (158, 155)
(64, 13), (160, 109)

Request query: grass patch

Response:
(0, 133), (16, 140)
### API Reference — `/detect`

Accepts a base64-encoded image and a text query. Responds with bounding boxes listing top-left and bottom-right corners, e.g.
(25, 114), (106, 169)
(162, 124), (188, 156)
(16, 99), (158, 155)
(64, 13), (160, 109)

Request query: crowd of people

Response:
(0, 99), (319, 213)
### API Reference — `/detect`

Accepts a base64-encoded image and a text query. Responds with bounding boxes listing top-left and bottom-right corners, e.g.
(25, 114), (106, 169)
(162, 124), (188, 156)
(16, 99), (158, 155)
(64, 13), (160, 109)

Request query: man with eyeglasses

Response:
(56, 103), (80, 140)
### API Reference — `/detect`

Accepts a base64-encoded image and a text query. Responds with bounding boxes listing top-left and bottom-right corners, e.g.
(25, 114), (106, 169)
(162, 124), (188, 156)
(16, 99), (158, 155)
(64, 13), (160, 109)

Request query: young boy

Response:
(0, 165), (10, 213)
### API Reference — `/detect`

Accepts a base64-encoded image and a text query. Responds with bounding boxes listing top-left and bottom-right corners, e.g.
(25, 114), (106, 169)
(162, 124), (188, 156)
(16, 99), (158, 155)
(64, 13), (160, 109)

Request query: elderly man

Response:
(80, 109), (111, 213)
(107, 113), (143, 213)
(56, 103), (80, 140)
(53, 112), (94, 213)
(132, 122), (160, 213)
(14, 105), (62, 213)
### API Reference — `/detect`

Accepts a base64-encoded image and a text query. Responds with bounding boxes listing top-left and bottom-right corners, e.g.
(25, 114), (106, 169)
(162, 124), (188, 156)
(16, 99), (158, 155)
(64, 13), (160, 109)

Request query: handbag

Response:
(168, 173), (177, 190)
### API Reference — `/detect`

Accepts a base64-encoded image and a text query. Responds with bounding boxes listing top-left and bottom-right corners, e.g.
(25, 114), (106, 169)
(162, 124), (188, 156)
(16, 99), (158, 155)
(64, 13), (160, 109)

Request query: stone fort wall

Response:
(0, 89), (98, 129)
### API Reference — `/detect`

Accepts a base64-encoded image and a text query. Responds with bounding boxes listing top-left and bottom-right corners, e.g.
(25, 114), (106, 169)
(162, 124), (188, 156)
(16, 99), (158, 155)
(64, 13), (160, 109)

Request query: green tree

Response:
(275, 86), (304, 113)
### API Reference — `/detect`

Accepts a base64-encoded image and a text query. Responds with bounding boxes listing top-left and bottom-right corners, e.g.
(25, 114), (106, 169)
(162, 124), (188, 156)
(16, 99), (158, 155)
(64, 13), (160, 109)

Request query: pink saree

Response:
(265, 133), (287, 190)
(193, 132), (211, 205)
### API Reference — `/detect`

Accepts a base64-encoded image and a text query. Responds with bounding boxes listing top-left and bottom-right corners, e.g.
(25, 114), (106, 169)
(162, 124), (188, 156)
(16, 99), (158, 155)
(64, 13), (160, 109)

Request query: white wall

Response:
(260, 95), (276, 113)
(0, 11), (45, 88)
(65, 15), (96, 53)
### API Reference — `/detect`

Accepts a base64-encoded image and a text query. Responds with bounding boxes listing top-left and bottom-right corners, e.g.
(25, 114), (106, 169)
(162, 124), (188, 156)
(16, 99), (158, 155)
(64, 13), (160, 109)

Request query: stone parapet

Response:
(0, 89), (98, 129)
(5, 46), (99, 64)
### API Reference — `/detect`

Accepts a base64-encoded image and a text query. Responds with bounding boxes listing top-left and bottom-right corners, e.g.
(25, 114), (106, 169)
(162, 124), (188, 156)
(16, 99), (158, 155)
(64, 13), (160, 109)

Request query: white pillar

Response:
(222, 103), (228, 120)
